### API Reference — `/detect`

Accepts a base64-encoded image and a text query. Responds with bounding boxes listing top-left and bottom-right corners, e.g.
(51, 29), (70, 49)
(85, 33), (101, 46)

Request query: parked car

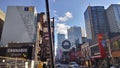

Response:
(55, 62), (61, 68)
(68, 62), (79, 68)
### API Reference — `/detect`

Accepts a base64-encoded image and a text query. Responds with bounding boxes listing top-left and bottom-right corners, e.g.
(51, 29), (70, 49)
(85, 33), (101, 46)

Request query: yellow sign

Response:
(29, 7), (33, 12)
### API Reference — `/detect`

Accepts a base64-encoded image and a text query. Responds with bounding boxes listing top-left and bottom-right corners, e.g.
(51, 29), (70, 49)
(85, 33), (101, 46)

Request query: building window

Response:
(24, 7), (29, 11)
(92, 7), (96, 10)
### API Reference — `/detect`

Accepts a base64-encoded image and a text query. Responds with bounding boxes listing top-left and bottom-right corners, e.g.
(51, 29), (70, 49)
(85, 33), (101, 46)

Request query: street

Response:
(55, 63), (89, 68)
(55, 63), (68, 68)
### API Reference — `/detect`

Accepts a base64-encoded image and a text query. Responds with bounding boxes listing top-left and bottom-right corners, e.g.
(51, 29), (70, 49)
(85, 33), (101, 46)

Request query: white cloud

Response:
(56, 23), (70, 34)
(56, 23), (70, 38)
(65, 12), (73, 18)
(58, 11), (73, 22)
(58, 17), (68, 22)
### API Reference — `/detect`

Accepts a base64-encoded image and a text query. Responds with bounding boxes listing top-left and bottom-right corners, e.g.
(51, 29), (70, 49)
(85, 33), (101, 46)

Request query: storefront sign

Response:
(0, 46), (33, 59)
(90, 44), (101, 58)
(97, 34), (106, 58)
(6, 46), (33, 59)
(7, 48), (27, 53)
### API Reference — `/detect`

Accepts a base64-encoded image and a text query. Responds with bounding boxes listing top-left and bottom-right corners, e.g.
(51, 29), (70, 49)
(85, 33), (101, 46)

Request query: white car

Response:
(55, 62), (61, 68)
(68, 62), (79, 68)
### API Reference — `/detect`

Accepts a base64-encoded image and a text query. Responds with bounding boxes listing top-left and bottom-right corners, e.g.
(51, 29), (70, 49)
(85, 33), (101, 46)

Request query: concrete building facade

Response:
(1, 6), (37, 46)
(0, 9), (5, 41)
(106, 4), (120, 33)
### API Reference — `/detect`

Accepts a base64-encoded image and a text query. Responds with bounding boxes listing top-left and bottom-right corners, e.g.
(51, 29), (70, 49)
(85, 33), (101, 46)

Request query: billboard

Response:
(62, 40), (71, 50)
(97, 34), (106, 58)
(6, 46), (33, 59)
(0, 46), (33, 60)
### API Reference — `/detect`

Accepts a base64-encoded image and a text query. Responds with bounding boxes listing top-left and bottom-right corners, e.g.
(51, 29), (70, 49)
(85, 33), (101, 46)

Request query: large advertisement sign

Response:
(6, 46), (33, 59)
(0, 46), (33, 59)
(97, 34), (106, 58)
(62, 40), (71, 50)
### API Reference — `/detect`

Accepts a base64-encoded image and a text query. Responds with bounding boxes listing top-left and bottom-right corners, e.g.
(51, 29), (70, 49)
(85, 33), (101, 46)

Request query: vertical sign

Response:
(97, 34), (106, 58)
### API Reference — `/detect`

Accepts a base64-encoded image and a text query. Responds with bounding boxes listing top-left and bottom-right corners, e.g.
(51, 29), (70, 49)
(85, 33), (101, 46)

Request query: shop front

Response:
(90, 43), (106, 67)
(110, 36), (120, 66)
(112, 51), (120, 64)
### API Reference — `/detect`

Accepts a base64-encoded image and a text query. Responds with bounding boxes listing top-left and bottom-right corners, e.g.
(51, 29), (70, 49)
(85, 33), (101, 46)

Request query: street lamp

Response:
(2, 59), (5, 63)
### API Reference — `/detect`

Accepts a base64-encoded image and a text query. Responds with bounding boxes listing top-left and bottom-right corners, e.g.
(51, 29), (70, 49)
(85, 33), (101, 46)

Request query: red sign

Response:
(70, 52), (76, 61)
(69, 50), (82, 61)
(97, 34), (106, 58)
(76, 50), (82, 57)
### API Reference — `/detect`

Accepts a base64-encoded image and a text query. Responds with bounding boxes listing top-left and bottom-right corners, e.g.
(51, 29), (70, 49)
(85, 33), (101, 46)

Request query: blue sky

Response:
(0, 0), (120, 47)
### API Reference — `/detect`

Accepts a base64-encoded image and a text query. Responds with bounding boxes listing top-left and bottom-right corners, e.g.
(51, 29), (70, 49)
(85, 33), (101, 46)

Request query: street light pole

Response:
(51, 17), (55, 64)
(45, 0), (54, 68)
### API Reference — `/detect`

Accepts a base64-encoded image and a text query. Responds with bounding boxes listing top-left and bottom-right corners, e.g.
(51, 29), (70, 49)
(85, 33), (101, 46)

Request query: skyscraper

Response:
(1, 6), (37, 46)
(67, 26), (82, 45)
(106, 4), (120, 33)
(0, 9), (5, 41)
(84, 6), (109, 44)
(57, 33), (65, 46)
(56, 33), (65, 60)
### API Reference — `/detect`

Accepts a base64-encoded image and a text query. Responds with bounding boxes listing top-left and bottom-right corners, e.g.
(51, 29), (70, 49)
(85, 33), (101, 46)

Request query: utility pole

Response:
(51, 17), (55, 64)
(45, 0), (54, 68)
(51, 17), (54, 47)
